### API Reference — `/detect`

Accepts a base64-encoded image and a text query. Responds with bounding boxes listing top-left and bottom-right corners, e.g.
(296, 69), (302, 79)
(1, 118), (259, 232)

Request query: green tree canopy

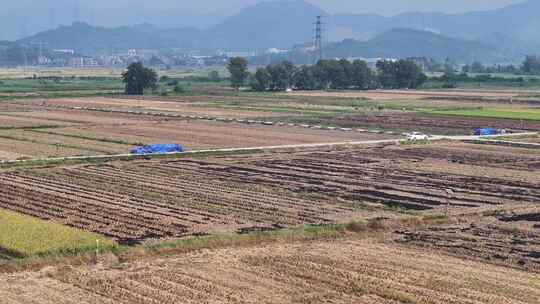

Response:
(122, 62), (158, 95)
(250, 68), (272, 91)
(267, 61), (297, 91)
(376, 59), (427, 89)
(293, 65), (318, 90)
(209, 70), (221, 82)
(227, 57), (249, 90)
(351, 60), (374, 89)
(250, 58), (425, 92)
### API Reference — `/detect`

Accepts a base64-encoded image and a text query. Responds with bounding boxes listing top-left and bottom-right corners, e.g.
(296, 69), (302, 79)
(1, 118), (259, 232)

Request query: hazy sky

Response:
(2, 0), (525, 16)
(310, 0), (524, 15)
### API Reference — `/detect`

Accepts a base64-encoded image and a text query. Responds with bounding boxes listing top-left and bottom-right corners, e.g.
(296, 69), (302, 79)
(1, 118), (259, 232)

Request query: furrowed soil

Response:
(45, 97), (293, 118)
(285, 89), (526, 100)
(46, 120), (394, 151)
(1, 238), (539, 304)
(0, 142), (538, 262)
(2, 95), (539, 159)
(0, 98), (397, 159)
(289, 112), (540, 134)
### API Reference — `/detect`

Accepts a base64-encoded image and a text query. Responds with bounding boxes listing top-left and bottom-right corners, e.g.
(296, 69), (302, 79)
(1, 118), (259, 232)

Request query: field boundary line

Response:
(0, 139), (403, 166)
(45, 104), (401, 135)
(0, 132), (536, 167)
(462, 139), (540, 149)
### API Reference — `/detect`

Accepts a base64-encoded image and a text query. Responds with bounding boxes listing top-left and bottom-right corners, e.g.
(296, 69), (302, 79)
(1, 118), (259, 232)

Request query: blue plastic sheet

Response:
(474, 128), (499, 136)
(130, 144), (184, 155)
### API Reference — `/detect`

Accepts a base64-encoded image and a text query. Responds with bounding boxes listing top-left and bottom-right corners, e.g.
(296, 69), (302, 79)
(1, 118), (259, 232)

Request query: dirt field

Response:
(2, 238), (539, 304)
(2, 94), (539, 159)
(0, 99), (396, 160)
(0, 139), (539, 302)
(512, 136), (540, 143)
(306, 112), (540, 134)
(45, 97), (292, 118)
(286, 89), (526, 100)
(0, 118), (395, 159)
(48, 120), (393, 150)
(0, 142), (538, 250)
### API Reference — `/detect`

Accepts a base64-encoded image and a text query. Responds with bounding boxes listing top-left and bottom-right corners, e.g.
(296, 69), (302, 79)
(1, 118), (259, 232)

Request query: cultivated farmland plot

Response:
(0, 142), (538, 271)
(0, 86), (539, 304)
(1, 93), (540, 160)
(0, 97), (399, 160)
(3, 239), (540, 304)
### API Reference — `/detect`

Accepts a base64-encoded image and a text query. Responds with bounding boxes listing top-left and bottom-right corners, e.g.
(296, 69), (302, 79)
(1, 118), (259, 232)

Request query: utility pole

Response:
(314, 16), (323, 64)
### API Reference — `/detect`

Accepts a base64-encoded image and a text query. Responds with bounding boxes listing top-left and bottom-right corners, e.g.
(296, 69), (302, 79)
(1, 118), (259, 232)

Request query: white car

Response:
(406, 132), (430, 141)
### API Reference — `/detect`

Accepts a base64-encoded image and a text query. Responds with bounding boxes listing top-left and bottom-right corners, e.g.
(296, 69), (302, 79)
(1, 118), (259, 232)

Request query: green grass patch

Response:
(426, 108), (540, 121)
(0, 209), (115, 258)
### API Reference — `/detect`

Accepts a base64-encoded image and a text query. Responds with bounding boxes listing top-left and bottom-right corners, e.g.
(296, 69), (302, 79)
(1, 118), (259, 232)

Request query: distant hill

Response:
(204, 0), (327, 51)
(324, 29), (501, 62)
(15, 0), (540, 62)
(20, 1), (326, 53)
(18, 22), (203, 54)
(332, 0), (540, 42)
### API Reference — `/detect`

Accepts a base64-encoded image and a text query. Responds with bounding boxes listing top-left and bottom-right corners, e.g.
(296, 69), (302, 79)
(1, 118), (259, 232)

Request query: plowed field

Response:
(0, 98), (397, 160)
(293, 112), (540, 134)
(0, 142), (538, 249)
(286, 89), (525, 100)
(2, 238), (539, 304)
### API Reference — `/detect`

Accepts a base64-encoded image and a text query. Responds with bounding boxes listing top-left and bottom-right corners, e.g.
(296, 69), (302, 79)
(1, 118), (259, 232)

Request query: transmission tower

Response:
(314, 16), (324, 64)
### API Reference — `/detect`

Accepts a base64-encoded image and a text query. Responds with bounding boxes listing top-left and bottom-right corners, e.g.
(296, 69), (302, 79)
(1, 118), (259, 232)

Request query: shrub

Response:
(174, 84), (186, 94)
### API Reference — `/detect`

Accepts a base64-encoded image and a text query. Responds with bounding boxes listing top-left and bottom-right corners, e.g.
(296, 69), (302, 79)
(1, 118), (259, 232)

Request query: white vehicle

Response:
(406, 132), (430, 141)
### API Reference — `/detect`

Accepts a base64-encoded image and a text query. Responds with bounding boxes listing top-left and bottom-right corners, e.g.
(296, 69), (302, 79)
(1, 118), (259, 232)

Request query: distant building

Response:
(223, 51), (256, 58)
(37, 56), (51, 65)
(83, 57), (100, 67)
(53, 49), (75, 55)
(69, 57), (84, 68)
(266, 48), (288, 54)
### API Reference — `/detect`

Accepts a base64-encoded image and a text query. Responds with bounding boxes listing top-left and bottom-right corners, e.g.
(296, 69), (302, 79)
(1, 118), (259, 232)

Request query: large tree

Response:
(122, 62), (158, 95)
(351, 60), (373, 89)
(267, 61), (297, 91)
(292, 65), (318, 90)
(227, 57), (249, 90)
(398, 60), (428, 89)
(376, 59), (426, 89)
(250, 68), (271, 91)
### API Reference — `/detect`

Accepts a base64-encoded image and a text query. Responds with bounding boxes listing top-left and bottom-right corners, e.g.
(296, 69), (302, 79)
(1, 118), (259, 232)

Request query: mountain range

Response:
(14, 0), (540, 63)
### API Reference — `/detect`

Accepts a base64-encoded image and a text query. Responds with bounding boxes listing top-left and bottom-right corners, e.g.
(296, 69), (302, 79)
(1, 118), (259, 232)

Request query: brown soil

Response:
(286, 89), (524, 100)
(1, 238), (539, 304)
(397, 210), (540, 272)
(50, 120), (394, 151)
(0, 98), (396, 160)
(0, 142), (537, 246)
(45, 97), (291, 118)
(312, 112), (540, 134)
(0, 113), (76, 129)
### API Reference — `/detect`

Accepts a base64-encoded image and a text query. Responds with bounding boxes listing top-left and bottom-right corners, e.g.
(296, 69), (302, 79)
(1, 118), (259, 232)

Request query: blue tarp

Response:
(130, 144), (184, 155)
(474, 128), (499, 136)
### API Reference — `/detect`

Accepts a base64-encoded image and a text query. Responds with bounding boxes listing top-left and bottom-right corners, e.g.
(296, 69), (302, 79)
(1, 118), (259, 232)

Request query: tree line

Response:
(460, 56), (540, 75)
(228, 57), (427, 92)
